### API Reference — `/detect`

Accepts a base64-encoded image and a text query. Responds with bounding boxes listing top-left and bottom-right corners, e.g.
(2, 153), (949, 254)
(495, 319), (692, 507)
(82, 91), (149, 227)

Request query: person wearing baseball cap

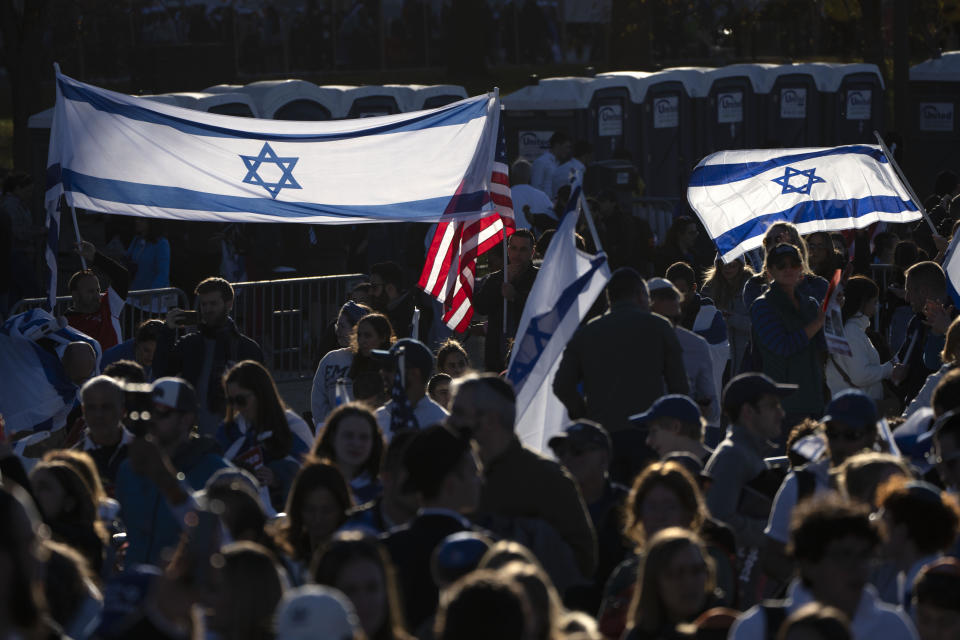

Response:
(703, 373), (796, 550)
(373, 338), (449, 442)
(114, 376), (230, 566)
(631, 394), (711, 464)
(548, 420), (630, 612)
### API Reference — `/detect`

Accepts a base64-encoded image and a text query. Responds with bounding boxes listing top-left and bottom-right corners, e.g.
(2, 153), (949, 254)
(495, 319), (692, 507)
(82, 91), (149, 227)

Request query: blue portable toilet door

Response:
(703, 76), (756, 156)
(273, 99), (333, 121)
(767, 74), (822, 147)
(642, 83), (694, 197)
(590, 88), (631, 162)
(834, 74), (884, 145)
(905, 84), (960, 197)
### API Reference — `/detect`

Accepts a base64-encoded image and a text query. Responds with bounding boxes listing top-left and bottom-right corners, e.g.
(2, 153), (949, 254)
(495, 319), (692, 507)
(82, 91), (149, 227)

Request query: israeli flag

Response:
(687, 145), (921, 263)
(506, 187), (611, 453)
(0, 308), (101, 436)
(944, 232), (960, 309)
(46, 69), (501, 225)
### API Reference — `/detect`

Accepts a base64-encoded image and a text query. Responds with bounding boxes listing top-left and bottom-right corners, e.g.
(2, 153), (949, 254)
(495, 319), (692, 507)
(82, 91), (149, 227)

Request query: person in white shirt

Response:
(730, 493), (918, 640)
(509, 159), (555, 231)
(374, 338), (448, 441)
(548, 140), (592, 200)
(530, 132), (571, 194)
(826, 276), (907, 400)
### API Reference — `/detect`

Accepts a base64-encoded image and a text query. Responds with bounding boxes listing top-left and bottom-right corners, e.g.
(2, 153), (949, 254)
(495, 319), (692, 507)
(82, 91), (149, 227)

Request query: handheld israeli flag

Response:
(687, 145), (921, 263)
(943, 232), (960, 309)
(0, 308), (101, 436)
(506, 186), (611, 453)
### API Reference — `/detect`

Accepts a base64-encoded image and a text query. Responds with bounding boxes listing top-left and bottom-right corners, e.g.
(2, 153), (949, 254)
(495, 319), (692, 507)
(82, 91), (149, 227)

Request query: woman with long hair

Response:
(826, 276), (905, 404)
(28, 461), (108, 575)
(206, 542), (288, 640)
(750, 243), (827, 421)
(125, 218), (170, 290)
(218, 360), (313, 510)
(701, 257), (755, 375)
(312, 403), (385, 505)
(311, 301), (374, 424)
(274, 461), (353, 581)
(598, 462), (735, 639)
(623, 528), (717, 640)
(312, 530), (413, 640)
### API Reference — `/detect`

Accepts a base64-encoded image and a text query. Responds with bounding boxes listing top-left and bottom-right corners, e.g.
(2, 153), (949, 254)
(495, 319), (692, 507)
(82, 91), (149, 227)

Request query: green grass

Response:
(0, 119), (12, 169)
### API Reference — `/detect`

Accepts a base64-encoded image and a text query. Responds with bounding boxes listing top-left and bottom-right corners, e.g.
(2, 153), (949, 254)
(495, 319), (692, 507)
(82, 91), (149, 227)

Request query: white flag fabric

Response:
(687, 145), (921, 263)
(506, 187), (611, 453)
(0, 308), (101, 435)
(46, 69), (501, 225)
(944, 232), (960, 310)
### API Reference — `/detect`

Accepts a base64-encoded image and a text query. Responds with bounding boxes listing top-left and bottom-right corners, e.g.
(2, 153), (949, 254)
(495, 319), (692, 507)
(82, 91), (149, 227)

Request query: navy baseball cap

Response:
(630, 394), (702, 425)
(372, 338), (434, 378)
(722, 373), (796, 415)
(548, 420), (611, 453)
(768, 243), (802, 262)
(151, 377), (198, 412)
(822, 389), (879, 432)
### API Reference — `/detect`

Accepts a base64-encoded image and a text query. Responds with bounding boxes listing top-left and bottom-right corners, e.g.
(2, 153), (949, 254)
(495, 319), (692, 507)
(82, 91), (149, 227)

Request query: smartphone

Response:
(178, 310), (199, 326)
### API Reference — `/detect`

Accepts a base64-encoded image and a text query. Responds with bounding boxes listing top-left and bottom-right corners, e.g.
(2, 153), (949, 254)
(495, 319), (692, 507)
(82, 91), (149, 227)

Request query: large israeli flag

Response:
(45, 69), (501, 225)
(944, 232), (960, 310)
(687, 145), (921, 263)
(506, 187), (611, 453)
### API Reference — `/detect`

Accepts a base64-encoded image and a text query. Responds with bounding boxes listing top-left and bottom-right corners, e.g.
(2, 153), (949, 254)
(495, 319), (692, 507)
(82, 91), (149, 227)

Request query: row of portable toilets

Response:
(26, 53), (960, 200)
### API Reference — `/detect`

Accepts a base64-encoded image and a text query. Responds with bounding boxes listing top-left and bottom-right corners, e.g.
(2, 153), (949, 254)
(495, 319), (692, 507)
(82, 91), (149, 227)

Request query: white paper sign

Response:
(845, 89), (872, 120)
(780, 87), (807, 119)
(653, 95), (679, 129)
(824, 284), (852, 357)
(717, 91), (743, 124)
(598, 103), (623, 136)
(518, 130), (554, 159)
(920, 102), (954, 132)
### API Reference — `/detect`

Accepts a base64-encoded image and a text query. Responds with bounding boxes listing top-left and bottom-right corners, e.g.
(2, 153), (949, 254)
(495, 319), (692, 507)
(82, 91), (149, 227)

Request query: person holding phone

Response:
(158, 277), (263, 436)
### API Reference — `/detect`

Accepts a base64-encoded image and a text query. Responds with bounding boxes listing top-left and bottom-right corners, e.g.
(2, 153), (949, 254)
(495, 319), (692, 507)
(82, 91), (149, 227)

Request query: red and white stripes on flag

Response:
(419, 157), (515, 332)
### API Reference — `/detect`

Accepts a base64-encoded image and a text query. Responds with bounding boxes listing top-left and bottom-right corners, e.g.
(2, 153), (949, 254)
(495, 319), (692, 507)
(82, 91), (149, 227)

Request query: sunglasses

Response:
(773, 260), (802, 271)
(826, 426), (870, 442)
(226, 393), (252, 408)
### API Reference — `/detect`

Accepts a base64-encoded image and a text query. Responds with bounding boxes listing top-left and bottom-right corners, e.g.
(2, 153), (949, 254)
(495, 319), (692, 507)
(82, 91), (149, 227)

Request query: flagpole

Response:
(495, 86), (509, 339)
(71, 205), (88, 270)
(874, 131), (939, 235)
(577, 191), (605, 254)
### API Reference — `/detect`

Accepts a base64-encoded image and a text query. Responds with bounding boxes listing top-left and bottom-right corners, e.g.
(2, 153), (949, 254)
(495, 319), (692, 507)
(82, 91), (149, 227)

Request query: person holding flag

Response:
(373, 338), (448, 442)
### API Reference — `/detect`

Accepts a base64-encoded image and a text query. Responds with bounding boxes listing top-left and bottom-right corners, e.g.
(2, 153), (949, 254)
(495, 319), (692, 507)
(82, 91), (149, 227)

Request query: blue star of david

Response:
(240, 142), (301, 199)
(771, 166), (826, 195)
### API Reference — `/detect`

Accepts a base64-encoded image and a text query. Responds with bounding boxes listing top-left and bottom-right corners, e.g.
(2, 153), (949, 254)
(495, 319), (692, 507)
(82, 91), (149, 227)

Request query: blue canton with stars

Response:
(771, 166), (826, 196)
(240, 142), (302, 199)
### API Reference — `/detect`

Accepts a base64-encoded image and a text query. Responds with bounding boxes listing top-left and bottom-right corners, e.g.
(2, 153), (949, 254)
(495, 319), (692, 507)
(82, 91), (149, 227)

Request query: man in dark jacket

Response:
(159, 277), (263, 435)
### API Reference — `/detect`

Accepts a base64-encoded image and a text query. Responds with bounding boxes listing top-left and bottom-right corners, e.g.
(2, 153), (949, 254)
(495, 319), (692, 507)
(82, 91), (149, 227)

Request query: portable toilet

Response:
(401, 84), (468, 111)
(905, 52), (960, 197)
(195, 89), (259, 117)
(585, 73), (644, 163)
(342, 85), (412, 117)
(826, 63), (885, 145)
(764, 63), (834, 147)
(242, 80), (345, 120)
(699, 64), (775, 159)
(637, 67), (710, 197)
(501, 76), (592, 162)
(595, 71), (655, 172)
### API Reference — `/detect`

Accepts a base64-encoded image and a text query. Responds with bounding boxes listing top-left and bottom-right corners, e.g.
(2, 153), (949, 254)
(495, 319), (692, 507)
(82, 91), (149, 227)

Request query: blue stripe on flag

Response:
(689, 146), (887, 187)
(713, 195), (918, 256)
(63, 169), (491, 220)
(46, 163), (62, 189)
(58, 78), (488, 142)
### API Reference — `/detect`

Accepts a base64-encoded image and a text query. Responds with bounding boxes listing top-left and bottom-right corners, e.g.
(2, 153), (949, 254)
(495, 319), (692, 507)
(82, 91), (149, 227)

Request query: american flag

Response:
(418, 118), (515, 332)
(389, 346), (419, 436)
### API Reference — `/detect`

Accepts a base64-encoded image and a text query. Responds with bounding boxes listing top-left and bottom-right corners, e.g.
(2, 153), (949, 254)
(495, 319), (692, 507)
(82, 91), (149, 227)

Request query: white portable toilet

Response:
(502, 76), (594, 161)
(341, 85), (413, 117)
(243, 79), (346, 120)
(906, 52), (960, 197)
(405, 84), (469, 111)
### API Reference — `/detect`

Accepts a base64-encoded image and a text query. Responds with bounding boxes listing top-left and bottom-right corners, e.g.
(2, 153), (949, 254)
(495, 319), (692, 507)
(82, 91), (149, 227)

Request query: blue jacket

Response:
(116, 436), (230, 566)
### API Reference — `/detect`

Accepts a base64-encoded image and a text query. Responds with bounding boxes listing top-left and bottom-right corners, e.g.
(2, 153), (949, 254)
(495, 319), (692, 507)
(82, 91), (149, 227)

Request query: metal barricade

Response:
(9, 287), (190, 341)
(631, 197), (681, 244)
(231, 274), (365, 381)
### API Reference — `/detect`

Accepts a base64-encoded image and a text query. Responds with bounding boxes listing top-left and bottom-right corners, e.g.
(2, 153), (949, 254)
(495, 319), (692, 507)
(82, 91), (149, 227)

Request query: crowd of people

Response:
(3, 154), (960, 640)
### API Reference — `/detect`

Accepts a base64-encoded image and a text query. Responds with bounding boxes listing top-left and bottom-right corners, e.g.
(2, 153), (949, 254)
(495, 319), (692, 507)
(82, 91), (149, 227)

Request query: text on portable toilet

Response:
(920, 103), (955, 132)
(519, 131), (554, 159)
(717, 92), (744, 124)
(598, 104), (623, 136)
(654, 95), (680, 129)
(780, 88), (807, 119)
(845, 90), (872, 120)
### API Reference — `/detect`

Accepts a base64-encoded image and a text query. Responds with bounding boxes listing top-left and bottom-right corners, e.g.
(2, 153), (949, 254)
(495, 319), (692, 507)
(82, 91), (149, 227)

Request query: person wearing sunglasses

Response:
(217, 360), (313, 511)
(749, 243), (827, 425)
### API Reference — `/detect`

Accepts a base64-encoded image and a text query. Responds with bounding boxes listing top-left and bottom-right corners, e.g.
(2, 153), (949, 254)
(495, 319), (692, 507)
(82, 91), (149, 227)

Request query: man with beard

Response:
(159, 277), (263, 435)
